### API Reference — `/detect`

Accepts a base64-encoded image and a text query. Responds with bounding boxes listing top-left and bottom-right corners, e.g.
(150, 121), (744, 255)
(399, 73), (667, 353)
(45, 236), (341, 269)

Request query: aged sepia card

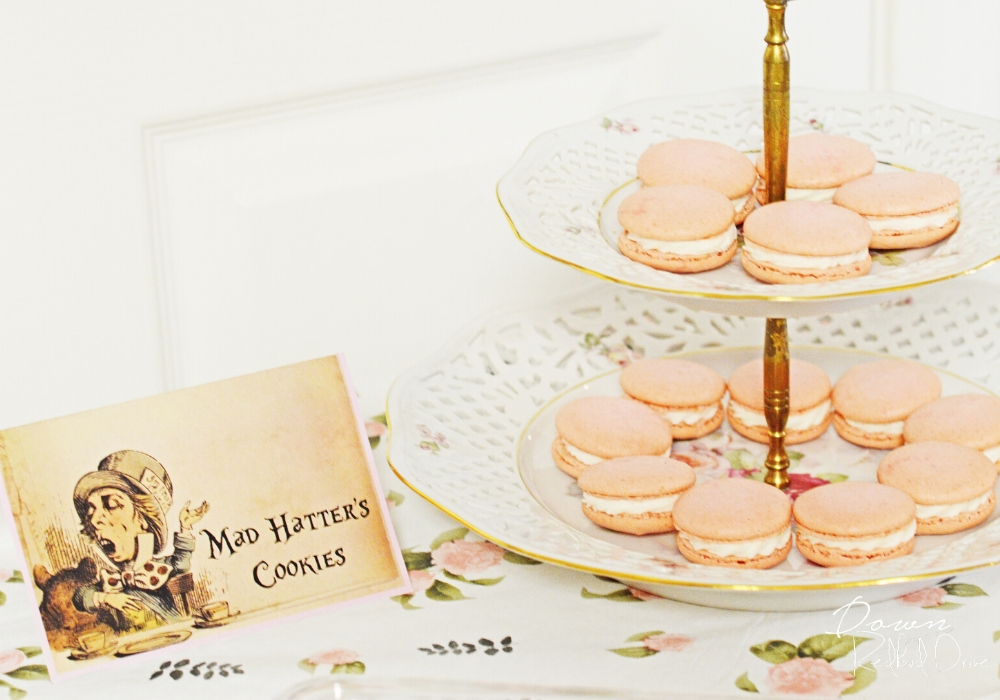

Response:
(0, 355), (410, 679)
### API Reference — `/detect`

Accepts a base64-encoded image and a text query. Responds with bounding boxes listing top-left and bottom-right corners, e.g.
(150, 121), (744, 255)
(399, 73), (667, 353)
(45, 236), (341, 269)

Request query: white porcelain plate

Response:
(496, 88), (1000, 318)
(387, 281), (1000, 611)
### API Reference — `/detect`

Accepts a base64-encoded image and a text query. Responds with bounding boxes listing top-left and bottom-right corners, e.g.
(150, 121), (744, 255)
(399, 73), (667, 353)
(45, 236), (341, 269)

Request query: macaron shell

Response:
(676, 533), (792, 569)
(727, 404), (831, 445)
(833, 171), (960, 217)
(903, 394), (1000, 451)
(582, 505), (676, 536)
(552, 437), (589, 479)
(620, 358), (727, 407)
(618, 184), (735, 241)
(832, 359), (942, 423)
(742, 201), (872, 256)
(727, 358), (832, 413)
(915, 493), (995, 535)
(672, 478), (792, 541)
(869, 217), (959, 250)
(741, 251), (872, 284)
(577, 456), (696, 499)
(795, 529), (914, 567)
(756, 133), (876, 189)
(555, 396), (673, 459)
(637, 139), (757, 198)
(876, 442), (997, 505)
(832, 412), (903, 450)
(618, 231), (738, 273)
(792, 481), (915, 538)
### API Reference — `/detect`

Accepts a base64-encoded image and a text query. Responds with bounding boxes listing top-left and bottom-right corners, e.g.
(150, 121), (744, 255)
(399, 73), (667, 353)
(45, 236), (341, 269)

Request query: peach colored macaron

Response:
(637, 139), (757, 224)
(832, 359), (942, 449)
(793, 482), (916, 567)
(877, 442), (996, 535)
(903, 394), (1000, 471)
(619, 358), (726, 440)
(833, 171), (961, 250)
(578, 456), (696, 535)
(741, 201), (873, 284)
(552, 396), (672, 479)
(727, 358), (832, 445)
(617, 184), (737, 273)
(672, 478), (792, 569)
(755, 133), (876, 204)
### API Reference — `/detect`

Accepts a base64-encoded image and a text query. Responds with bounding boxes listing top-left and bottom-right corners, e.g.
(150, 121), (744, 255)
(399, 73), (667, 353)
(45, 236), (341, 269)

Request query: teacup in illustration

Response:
(77, 631), (109, 653)
(199, 601), (230, 622)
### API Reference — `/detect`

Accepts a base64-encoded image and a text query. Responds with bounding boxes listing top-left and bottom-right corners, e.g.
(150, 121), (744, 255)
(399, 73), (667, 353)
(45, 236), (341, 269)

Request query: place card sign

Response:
(0, 356), (410, 679)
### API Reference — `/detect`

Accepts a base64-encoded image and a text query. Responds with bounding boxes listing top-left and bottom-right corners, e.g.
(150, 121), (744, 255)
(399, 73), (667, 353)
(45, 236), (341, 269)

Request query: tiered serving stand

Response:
(386, 1), (1000, 610)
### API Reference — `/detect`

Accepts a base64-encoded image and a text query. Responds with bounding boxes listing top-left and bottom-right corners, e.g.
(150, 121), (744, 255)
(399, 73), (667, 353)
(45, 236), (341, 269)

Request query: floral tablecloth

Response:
(1, 419), (1000, 699)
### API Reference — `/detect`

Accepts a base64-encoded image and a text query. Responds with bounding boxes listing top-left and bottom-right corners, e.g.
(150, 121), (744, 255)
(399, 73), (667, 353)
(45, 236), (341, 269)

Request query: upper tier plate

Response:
(497, 88), (1000, 318)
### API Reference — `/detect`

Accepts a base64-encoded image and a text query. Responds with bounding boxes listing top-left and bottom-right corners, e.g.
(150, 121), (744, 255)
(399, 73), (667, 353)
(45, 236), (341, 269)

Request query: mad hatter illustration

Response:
(67, 450), (209, 634)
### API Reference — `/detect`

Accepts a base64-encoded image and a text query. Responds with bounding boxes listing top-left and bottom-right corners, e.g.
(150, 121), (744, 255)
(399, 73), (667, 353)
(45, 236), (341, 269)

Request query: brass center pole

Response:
(762, 0), (791, 490)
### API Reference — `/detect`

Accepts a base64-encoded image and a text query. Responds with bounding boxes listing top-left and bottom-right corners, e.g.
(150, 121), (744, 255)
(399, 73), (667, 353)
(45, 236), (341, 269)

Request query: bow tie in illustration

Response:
(100, 561), (173, 592)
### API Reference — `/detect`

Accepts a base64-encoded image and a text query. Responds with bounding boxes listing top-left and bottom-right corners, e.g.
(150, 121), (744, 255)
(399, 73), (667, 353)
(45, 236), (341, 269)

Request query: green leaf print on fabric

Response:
(750, 640), (798, 664)
(402, 550), (433, 571)
(735, 672), (759, 693)
(797, 634), (870, 662)
(391, 594), (420, 610)
(502, 551), (542, 565)
(581, 587), (644, 602)
(941, 583), (987, 597)
(841, 665), (877, 695)
(610, 647), (657, 658)
(425, 580), (467, 602)
(625, 631), (664, 643)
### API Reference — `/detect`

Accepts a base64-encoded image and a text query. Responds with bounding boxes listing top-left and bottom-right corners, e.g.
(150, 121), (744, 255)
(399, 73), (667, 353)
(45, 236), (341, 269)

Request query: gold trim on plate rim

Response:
(386, 345), (1000, 592)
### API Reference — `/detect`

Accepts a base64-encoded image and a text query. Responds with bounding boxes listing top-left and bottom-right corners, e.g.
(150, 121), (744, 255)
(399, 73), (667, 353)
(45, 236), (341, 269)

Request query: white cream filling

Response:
(786, 187), (838, 202)
(798, 520), (916, 553)
(984, 445), (1000, 462)
(582, 492), (680, 516)
(730, 400), (831, 431)
(731, 195), (750, 212)
(565, 443), (605, 466)
(565, 442), (670, 465)
(916, 491), (993, 520)
(866, 206), (959, 233)
(680, 525), (791, 559)
(843, 416), (905, 436)
(627, 225), (737, 256)
(660, 404), (720, 426)
(743, 241), (869, 270)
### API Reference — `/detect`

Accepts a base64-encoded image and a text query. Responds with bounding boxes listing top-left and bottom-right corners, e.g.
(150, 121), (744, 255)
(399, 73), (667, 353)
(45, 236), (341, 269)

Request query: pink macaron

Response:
(755, 133), (876, 204)
(637, 139), (757, 224)
(741, 201), (873, 284)
(617, 184), (738, 273)
(552, 396), (673, 479)
(619, 358), (727, 439)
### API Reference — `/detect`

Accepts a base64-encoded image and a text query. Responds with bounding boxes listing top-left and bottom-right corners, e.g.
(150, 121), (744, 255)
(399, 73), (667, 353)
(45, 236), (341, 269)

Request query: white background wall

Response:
(1, 0), (998, 425)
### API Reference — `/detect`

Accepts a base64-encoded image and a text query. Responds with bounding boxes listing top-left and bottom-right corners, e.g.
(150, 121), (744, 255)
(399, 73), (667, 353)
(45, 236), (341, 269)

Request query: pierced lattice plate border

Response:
(496, 88), (1000, 318)
(386, 280), (1000, 597)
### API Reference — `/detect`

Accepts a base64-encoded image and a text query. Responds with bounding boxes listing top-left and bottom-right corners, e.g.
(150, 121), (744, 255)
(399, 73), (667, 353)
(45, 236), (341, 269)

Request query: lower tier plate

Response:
(386, 281), (1000, 611)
